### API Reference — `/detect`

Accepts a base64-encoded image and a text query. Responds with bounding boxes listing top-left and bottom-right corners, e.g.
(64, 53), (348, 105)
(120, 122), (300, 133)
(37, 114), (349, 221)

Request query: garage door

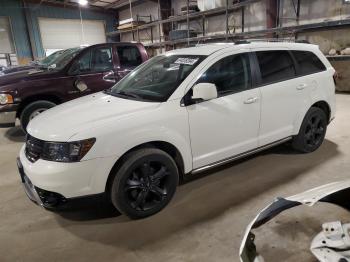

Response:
(38, 17), (106, 52)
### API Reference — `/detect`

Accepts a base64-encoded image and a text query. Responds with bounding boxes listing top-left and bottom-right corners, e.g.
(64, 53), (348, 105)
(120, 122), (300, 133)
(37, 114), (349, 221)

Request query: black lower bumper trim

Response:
(0, 122), (15, 128)
(35, 186), (67, 208)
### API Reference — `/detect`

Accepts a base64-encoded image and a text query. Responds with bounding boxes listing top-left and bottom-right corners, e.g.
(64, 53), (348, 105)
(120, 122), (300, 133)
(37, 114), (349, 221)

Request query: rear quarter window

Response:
(292, 50), (326, 76)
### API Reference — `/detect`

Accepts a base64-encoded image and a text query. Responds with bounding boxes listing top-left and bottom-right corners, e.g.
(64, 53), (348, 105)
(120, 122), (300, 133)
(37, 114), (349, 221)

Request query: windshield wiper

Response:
(114, 90), (142, 99)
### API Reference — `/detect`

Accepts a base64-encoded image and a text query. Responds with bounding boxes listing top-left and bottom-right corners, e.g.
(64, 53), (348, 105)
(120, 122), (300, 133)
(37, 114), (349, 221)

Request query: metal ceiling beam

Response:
(28, 0), (113, 12)
(104, 0), (151, 10)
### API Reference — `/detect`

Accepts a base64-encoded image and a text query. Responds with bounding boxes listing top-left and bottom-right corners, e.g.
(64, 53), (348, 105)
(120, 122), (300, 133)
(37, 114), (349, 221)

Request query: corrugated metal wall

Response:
(0, 0), (31, 64)
(0, 0), (117, 64)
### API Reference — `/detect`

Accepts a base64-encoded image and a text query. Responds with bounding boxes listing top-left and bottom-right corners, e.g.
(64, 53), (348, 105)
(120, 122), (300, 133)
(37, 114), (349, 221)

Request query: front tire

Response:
(292, 107), (327, 153)
(20, 100), (56, 132)
(110, 148), (179, 219)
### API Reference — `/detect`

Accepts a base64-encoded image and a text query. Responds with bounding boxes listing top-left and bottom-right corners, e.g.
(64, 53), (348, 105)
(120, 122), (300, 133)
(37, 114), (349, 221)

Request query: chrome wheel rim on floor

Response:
(124, 161), (170, 211)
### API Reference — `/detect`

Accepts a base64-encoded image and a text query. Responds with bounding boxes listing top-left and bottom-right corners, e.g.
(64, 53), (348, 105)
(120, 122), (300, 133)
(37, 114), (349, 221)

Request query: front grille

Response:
(25, 135), (44, 163)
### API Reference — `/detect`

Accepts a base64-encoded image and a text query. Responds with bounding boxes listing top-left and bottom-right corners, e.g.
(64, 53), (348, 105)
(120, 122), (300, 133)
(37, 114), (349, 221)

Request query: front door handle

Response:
(244, 97), (259, 104)
(297, 83), (308, 90)
(103, 70), (117, 83)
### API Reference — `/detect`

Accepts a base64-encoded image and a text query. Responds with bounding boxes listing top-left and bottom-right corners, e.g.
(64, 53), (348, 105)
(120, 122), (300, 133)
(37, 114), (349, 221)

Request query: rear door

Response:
(253, 49), (306, 146)
(115, 45), (144, 79)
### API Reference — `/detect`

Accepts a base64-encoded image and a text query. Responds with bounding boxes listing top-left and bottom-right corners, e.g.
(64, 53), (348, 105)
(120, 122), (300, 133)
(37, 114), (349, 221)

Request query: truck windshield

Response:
(36, 50), (66, 67)
(107, 54), (206, 102)
(48, 47), (82, 70)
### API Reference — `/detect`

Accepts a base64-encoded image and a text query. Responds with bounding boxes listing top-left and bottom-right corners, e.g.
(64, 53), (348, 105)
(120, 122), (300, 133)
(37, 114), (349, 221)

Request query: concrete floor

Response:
(1, 94), (350, 262)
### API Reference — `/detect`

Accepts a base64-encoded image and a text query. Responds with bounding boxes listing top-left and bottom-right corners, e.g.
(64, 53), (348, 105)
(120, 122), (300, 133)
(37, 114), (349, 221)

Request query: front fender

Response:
(70, 99), (193, 173)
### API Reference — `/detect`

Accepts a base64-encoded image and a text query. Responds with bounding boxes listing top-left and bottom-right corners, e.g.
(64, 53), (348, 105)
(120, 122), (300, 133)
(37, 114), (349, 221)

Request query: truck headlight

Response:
(0, 94), (14, 105)
(41, 138), (96, 162)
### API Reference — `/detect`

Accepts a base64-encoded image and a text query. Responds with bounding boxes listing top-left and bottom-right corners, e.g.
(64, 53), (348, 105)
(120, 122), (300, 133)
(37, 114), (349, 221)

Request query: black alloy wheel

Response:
(125, 162), (170, 211)
(292, 107), (327, 153)
(304, 114), (325, 147)
(110, 148), (179, 219)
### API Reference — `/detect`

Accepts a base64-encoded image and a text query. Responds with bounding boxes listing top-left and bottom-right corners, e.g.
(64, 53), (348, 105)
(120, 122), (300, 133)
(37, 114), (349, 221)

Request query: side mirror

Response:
(192, 83), (218, 101)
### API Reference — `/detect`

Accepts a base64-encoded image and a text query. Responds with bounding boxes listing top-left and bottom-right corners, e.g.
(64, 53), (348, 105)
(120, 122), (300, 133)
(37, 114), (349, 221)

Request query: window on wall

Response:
(197, 53), (252, 96)
(292, 51), (326, 76)
(256, 51), (296, 85)
(117, 46), (142, 67)
(0, 17), (15, 54)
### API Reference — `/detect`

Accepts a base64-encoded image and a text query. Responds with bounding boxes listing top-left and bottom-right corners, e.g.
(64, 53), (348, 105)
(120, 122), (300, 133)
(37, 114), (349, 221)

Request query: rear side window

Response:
(117, 46), (142, 67)
(292, 50), (326, 76)
(256, 51), (296, 85)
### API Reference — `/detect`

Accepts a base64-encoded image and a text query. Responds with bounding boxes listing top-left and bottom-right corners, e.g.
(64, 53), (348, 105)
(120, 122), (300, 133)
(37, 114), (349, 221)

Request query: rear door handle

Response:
(244, 97), (259, 104)
(297, 83), (308, 90)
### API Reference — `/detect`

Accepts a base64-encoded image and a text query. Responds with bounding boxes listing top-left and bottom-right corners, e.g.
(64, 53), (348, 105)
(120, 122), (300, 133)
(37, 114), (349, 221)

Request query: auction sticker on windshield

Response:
(174, 57), (199, 65)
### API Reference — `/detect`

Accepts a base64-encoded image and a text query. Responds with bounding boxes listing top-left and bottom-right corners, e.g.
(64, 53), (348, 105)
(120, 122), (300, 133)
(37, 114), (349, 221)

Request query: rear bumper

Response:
(0, 104), (18, 127)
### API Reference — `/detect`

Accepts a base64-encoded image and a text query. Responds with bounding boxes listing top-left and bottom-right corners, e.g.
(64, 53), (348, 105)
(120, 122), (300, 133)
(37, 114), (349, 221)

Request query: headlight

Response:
(41, 138), (96, 162)
(0, 94), (14, 105)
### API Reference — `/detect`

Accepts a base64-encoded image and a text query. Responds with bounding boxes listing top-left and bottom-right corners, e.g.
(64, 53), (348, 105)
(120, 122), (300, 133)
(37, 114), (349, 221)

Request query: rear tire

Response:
(110, 148), (179, 219)
(292, 107), (327, 153)
(20, 100), (56, 132)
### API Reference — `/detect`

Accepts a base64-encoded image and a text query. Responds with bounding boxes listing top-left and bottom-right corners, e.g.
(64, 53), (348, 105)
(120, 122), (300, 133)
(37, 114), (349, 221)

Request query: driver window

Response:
(197, 53), (252, 96)
(69, 47), (113, 75)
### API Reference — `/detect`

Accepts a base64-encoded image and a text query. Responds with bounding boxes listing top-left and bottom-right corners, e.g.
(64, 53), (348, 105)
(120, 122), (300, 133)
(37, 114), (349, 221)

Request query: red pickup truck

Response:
(0, 42), (148, 130)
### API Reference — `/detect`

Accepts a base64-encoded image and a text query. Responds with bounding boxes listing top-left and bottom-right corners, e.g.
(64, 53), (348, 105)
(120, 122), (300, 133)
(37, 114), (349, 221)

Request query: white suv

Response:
(18, 42), (336, 219)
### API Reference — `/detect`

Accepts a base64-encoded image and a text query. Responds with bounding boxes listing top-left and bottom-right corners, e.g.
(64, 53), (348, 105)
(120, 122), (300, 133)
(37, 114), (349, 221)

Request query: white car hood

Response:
(27, 92), (161, 141)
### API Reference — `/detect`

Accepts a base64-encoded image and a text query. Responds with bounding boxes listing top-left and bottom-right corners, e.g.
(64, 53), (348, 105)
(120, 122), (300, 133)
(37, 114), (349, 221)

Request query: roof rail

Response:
(234, 40), (251, 45)
(234, 38), (311, 44)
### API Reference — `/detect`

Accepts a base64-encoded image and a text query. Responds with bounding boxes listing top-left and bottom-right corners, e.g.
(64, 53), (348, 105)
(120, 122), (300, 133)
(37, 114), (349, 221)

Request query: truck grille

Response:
(25, 135), (44, 163)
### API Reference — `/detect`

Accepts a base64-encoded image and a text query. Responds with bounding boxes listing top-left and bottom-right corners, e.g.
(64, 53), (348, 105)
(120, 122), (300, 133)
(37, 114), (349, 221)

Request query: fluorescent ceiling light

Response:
(79, 0), (88, 6)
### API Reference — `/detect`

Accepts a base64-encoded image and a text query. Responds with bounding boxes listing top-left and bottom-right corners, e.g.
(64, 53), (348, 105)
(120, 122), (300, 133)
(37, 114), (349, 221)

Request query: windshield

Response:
(48, 47), (82, 70)
(107, 54), (206, 102)
(37, 50), (65, 66)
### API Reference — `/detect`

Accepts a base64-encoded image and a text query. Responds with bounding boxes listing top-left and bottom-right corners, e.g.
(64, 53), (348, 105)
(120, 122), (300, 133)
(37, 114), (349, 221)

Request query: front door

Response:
(67, 45), (117, 98)
(186, 52), (261, 169)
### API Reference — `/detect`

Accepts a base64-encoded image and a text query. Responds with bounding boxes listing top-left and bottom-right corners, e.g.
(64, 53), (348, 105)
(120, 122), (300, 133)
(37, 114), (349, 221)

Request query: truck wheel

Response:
(292, 107), (327, 153)
(20, 100), (56, 131)
(110, 148), (179, 219)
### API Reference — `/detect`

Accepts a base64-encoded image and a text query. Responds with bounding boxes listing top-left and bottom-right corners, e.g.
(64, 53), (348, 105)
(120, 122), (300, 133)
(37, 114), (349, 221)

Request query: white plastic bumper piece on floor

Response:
(311, 221), (350, 262)
(240, 180), (350, 262)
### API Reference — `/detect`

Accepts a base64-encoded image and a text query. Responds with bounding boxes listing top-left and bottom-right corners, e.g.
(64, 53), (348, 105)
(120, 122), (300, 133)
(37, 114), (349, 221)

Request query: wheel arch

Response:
(311, 100), (331, 122)
(294, 100), (332, 135)
(17, 94), (63, 118)
(105, 140), (186, 194)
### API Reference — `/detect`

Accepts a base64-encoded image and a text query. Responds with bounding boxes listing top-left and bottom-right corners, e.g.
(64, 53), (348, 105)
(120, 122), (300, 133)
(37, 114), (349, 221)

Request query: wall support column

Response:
(22, 0), (36, 59)
(266, 0), (278, 38)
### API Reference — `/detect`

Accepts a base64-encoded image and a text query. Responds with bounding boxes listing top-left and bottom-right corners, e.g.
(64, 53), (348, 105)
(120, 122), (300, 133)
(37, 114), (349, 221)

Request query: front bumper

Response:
(17, 158), (66, 207)
(18, 145), (118, 199)
(0, 104), (18, 127)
